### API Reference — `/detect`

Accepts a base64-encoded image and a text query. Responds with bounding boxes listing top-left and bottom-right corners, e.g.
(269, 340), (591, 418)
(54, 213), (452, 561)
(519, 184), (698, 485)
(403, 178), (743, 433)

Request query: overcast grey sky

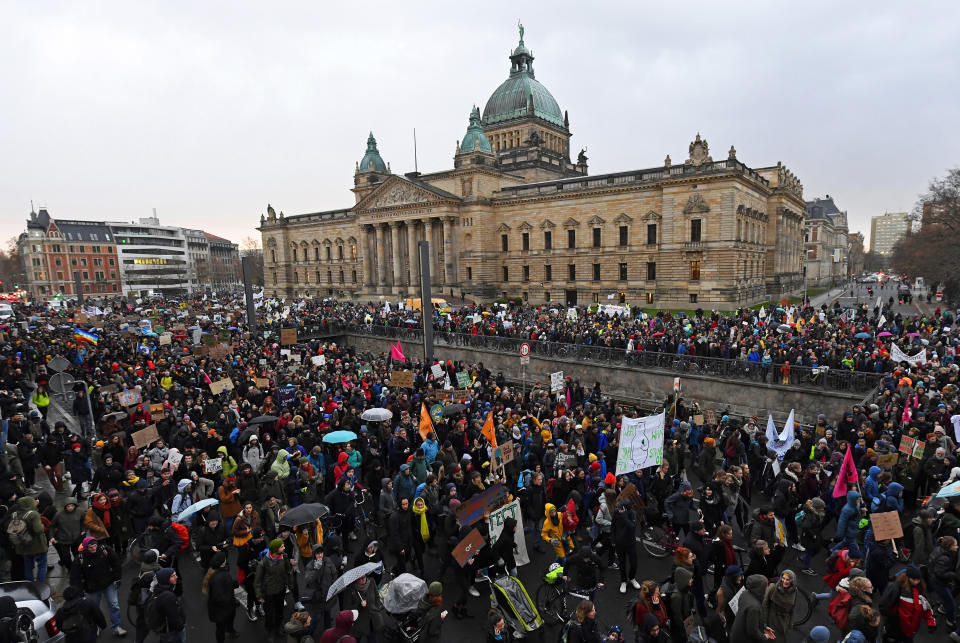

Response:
(2, 1), (958, 250)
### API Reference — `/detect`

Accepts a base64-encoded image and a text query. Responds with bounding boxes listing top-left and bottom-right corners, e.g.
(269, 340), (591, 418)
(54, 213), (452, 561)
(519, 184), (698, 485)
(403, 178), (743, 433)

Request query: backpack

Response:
(170, 523), (190, 552)
(59, 606), (87, 637)
(6, 511), (35, 547)
(143, 591), (166, 632)
(828, 591), (851, 630)
(825, 550), (841, 574)
(127, 572), (155, 609)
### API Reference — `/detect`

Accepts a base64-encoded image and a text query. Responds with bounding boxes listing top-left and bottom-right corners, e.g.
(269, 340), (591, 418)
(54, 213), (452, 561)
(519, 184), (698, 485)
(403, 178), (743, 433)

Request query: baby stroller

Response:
(477, 565), (544, 639)
(379, 573), (427, 642)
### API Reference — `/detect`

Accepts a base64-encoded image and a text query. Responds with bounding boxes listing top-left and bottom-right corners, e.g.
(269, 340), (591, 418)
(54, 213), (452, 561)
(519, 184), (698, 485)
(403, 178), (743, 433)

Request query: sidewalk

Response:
(807, 284), (848, 309)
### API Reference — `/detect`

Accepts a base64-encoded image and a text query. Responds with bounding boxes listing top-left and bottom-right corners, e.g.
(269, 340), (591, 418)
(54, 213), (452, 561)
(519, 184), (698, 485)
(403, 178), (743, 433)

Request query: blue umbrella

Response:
(937, 480), (960, 499)
(322, 430), (358, 444)
(177, 498), (219, 521)
(854, 332), (871, 339)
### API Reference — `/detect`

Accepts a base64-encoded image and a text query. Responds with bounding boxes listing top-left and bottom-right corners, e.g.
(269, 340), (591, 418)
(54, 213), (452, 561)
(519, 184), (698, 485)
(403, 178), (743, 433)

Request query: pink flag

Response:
(203, 370), (213, 386)
(832, 446), (859, 498)
(390, 340), (405, 362)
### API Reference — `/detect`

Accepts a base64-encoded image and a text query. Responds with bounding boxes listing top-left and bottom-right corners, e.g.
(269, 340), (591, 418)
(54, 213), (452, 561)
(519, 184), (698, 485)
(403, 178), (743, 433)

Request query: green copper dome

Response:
(358, 132), (387, 173)
(482, 28), (565, 128)
(459, 106), (493, 154)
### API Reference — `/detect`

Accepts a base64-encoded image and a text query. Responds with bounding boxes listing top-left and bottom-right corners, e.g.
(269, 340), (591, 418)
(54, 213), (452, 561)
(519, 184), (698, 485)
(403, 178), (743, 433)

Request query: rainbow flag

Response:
(74, 327), (98, 345)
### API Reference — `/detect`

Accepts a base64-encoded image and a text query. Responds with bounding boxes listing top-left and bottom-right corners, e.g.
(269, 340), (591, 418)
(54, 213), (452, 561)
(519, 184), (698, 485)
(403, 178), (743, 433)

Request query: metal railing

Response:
(294, 323), (880, 394)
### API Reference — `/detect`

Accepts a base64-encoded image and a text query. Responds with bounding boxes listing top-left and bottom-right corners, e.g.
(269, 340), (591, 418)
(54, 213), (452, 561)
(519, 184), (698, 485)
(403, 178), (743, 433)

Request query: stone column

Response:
(390, 222), (402, 291)
(406, 220), (419, 287)
(363, 226), (373, 287)
(442, 216), (456, 285)
(375, 224), (387, 289)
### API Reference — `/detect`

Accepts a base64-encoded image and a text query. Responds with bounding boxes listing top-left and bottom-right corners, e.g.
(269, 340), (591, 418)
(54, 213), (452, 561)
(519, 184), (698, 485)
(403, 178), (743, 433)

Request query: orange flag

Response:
(481, 411), (497, 448)
(419, 403), (433, 441)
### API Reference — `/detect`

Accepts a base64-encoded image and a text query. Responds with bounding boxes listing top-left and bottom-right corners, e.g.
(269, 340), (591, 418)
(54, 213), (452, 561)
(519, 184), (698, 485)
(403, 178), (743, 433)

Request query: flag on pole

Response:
(390, 340), (405, 362)
(832, 446), (859, 498)
(481, 411), (497, 448)
(418, 402), (433, 441)
(202, 371), (213, 386)
(74, 327), (99, 345)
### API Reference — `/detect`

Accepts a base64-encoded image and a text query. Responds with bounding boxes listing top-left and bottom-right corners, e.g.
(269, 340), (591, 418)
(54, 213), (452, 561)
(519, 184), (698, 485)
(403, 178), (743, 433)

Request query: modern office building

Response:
(870, 211), (911, 255)
(107, 217), (195, 298)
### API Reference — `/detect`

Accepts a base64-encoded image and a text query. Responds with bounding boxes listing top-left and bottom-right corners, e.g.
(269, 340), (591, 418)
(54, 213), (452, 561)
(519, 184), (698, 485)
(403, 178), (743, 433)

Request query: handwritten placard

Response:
(255, 378), (270, 389)
(899, 435), (916, 456)
(209, 378), (234, 395)
(390, 371), (415, 389)
(131, 424), (160, 449)
(488, 500), (529, 566)
(870, 511), (904, 541)
(452, 528), (486, 566)
(615, 412), (665, 473)
(877, 452), (899, 468)
(150, 403), (165, 421)
(117, 389), (142, 407)
(280, 328), (298, 346)
(204, 457), (223, 474)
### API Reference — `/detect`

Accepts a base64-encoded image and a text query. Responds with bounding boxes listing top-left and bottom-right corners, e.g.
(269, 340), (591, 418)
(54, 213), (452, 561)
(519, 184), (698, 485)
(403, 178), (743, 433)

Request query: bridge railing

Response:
(294, 322), (881, 394)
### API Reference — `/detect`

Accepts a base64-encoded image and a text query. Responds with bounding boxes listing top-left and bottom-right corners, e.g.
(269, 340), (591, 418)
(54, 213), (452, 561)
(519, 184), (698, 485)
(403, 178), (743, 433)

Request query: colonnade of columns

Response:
(362, 217), (456, 291)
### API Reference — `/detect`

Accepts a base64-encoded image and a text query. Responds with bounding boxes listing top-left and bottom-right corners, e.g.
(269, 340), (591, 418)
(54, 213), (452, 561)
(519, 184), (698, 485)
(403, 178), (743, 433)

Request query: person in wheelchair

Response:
(563, 543), (605, 597)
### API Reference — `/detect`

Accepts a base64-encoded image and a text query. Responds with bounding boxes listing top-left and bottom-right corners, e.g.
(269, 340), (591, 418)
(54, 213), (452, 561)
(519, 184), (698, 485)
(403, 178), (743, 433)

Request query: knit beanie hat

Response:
(428, 581), (443, 596)
(808, 625), (830, 643)
(268, 538), (284, 553)
(604, 472), (616, 485)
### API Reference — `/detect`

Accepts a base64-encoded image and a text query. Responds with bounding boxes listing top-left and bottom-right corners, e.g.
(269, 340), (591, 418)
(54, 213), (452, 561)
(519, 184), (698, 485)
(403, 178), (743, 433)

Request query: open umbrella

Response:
(361, 408), (393, 422)
(937, 481), (960, 499)
(238, 426), (259, 445)
(877, 331), (893, 337)
(248, 414), (278, 426)
(326, 562), (384, 601)
(322, 430), (358, 444)
(278, 503), (329, 527)
(854, 332), (871, 339)
(906, 332), (921, 337)
(177, 498), (219, 522)
(104, 411), (128, 421)
(777, 324), (791, 334)
(441, 403), (467, 417)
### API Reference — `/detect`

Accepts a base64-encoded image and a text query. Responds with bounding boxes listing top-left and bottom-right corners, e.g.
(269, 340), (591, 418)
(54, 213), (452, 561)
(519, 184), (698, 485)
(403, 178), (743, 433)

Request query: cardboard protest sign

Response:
(131, 424), (160, 449)
(488, 500), (530, 566)
(870, 511), (904, 541)
(431, 364), (445, 380)
(450, 390), (470, 401)
(158, 333), (172, 345)
(202, 333), (216, 347)
(912, 440), (925, 459)
(311, 355), (326, 367)
(452, 528), (486, 567)
(899, 435), (915, 455)
(100, 384), (118, 395)
(209, 378), (234, 395)
(280, 328), (298, 346)
(209, 344), (232, 359)
(390, 371), (415, 389)
(117, 389), (142, 407)
(204, 457), (223, 474)
(499, 441), (515, 464)
(693, 414), (705, 426)
(454, 483), (507, 526)
(166, 451), (183, 468)
(255, 378), (270, 389)
(150, 403), (165, 421)
(192, 346), (209, 356)
(704, 409), (718, 426)
(877, 453), (899, 468)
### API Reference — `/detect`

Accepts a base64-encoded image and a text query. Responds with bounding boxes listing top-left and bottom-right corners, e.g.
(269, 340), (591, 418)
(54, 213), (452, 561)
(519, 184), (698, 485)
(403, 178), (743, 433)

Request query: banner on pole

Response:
(488, 500), (530, 566)
(615, 412), (665, 473)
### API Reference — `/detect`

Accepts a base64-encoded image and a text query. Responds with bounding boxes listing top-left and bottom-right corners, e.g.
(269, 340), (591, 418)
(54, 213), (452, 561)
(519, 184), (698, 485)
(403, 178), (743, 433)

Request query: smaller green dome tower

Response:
(459, 107), (493, 154)
(358, 132), (388, 173)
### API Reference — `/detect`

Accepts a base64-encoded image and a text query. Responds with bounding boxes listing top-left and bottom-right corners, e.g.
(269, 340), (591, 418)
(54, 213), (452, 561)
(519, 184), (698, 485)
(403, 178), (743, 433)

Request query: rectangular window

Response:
(501, 234), (509, 252)
(56, 271), (63, 280)
(567, 229), (576, 249)
(109, 258), (115, 265)
(466, 266), (473, 280)
(647, 223), (657, 245)
(326, 247), (332, 260)
(338, 246), (343, 260)
(522, 232), (529, 251)
(80, 258), (87, 266)
(691, 219), (702, 242)
(646, 292), (655, 304)
(568, 263), (576, 281)
(690, 260), (701, 281)
(619, 263), (627, 281)
(69, 245), (74, 253)
(592, 227), (601, 247)
(71, 258), (77, 266)
(316, 270), (321, 282)
(55, 258), (62, 266)
(522, 265), (530, 281)
(82, 271), (88, 279)
(592, 263), (601, 281)
(647, 261), (656, 281)
(619, 226), (628, 246)
(95, 271), (105, 280)
(689, 293), (698, 303)
(545, 265), (552, 282)
(52, 244), (61, 253)
(544, 230), (552, 250)
(78, 246), (84, 253)
(502, 266), (509, 281)
(544, 291), (550, 301)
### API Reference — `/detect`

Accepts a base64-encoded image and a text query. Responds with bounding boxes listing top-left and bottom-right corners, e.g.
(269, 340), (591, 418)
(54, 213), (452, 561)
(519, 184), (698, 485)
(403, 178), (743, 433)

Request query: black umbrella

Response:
(238, 426), (259, 445)
(441, 403), (467, 417)
(248, 415), (278, 426)
(278, 503), (330, 527)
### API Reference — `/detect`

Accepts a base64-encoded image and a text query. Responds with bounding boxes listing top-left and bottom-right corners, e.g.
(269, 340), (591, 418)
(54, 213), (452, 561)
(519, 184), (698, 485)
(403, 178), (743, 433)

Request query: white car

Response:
(0, 581), (65, 643)
(0, 305), (13, 319)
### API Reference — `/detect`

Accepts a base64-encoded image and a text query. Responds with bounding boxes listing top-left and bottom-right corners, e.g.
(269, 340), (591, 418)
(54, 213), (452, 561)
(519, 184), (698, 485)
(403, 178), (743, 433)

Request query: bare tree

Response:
(0, 236), (26, 290)
(240, 236), (261, 251)
(238, 236), (264, 286)
(914, 167), (960, 231)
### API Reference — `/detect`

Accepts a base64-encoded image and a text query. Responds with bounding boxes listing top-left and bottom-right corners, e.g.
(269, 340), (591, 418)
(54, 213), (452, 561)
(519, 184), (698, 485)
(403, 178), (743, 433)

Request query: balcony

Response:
(683, 241), (705, 250)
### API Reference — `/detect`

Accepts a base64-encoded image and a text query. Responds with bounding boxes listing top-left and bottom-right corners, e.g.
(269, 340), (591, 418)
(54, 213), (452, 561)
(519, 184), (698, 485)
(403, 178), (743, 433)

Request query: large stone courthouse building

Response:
(259, 28), (806, 308)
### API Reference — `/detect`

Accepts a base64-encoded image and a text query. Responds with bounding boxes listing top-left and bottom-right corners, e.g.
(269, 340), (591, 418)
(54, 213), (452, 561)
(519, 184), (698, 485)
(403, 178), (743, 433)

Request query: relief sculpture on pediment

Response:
(369, 183), (431, 209)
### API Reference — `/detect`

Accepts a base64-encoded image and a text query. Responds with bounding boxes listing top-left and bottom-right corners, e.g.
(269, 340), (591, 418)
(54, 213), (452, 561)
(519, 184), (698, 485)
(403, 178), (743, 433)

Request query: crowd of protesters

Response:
(0, 293), (958, 643)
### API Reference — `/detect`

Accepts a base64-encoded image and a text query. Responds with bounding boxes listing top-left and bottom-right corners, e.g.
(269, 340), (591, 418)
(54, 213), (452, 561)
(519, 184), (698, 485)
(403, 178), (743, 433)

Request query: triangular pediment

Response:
(518, 221), (533, 231)
(357, 176), (452, 211)
(497, 222), (511, 232)
(587, 215), (606, 226)
(563, 217), (580, 228)
(642, 210), (662, 222)
(614, 213), (633, 224)
(539, 220), (555, 229)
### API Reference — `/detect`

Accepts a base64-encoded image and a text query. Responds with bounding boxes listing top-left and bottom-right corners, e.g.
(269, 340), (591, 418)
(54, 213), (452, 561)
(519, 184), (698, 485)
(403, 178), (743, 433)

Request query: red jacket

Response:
(892, 586), (935, 637)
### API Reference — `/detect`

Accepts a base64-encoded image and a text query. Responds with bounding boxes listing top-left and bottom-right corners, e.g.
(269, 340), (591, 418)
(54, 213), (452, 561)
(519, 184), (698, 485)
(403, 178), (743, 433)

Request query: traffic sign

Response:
(519, 342), (530, 357)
